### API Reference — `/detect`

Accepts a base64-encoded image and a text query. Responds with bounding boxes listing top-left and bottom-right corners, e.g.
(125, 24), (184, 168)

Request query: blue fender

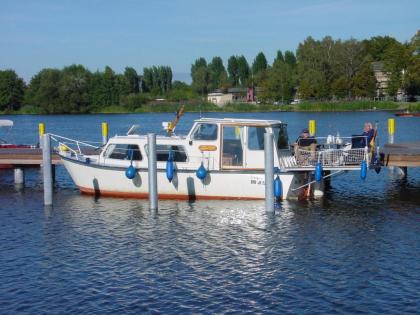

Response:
(315, 162), (323, 182)
(166, 159), (174, 182)
(196, 163), (207, 180)
(274, 175), (282, 199)
(125, 165), (136, 179)
(360, 160), (367, 180)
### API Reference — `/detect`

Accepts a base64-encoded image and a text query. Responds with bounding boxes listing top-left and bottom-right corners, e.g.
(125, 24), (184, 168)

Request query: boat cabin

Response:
(97, 118), (289, 171)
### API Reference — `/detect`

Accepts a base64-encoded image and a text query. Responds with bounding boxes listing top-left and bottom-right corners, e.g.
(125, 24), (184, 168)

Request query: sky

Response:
(0, 0), (419, 83)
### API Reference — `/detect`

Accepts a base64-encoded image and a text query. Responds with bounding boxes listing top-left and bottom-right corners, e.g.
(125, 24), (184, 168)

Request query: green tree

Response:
(296, 36), (331, 98)
(261, 60), (294, 103)
(192, 67), (209, 95)
(331, 76), (350, 99)
(284, 51), (297, 67)
(89, 66), (119, 109)
(142, 67), (153, 92)
(168, 81), (195, 101)
(227, 55), (239, 86)
(124, 67), (139, 94)
(352, 61), (377, 98)
(208, 56), (227, 90)
(0, 70), (26, 111)
(411, 30), (420, 55)
(404, 58), (420, 97)
(251, 52), (268, 86)
(25, 68), (62, 113)
(364, 36), (401, 61)
(237, 55), (250, 87)
(59, 64), (91, 113)
(252, 52), (268, 76)
(191, 58), (209, 95)
(274, 50), (284, 64)
(382, 42), (411, 96)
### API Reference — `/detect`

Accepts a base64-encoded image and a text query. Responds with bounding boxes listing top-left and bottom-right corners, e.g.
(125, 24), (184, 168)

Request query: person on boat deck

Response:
(353, 122), (375, 148)
(294, 128), (317, 157)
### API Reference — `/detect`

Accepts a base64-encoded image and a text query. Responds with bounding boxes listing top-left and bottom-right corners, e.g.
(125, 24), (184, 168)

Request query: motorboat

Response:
(55, 115), (371, 200)
(395, 110), (420, 117)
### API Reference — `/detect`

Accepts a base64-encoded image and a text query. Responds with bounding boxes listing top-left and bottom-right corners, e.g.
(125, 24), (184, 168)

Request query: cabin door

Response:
(221, 125), (245, 168)
(244, 126), (266, 169)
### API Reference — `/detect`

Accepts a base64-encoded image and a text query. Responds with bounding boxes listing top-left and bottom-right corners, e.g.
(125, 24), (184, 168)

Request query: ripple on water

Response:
(0, 168), (419, 313)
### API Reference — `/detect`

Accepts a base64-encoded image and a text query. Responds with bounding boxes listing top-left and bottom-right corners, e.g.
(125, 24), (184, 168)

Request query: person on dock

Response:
(363, 122), (375, 146)
(294, 128), (317, 164)
(353, 122), (375, 149)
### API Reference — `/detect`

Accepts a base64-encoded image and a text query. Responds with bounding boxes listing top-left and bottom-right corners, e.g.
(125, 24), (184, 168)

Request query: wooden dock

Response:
(0, 148), (62, 167)
(0, 147), (98, 168)
(381, 142), (420, 167)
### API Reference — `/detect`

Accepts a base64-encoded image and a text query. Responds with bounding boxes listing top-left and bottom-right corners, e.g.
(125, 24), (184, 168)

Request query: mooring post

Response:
(102, 122), (108, 145)
(309, 119), (316, 137)
(42, 134), (53, 206)
(388, 118), (396, 175)
(264, 132), (274, 212)
(388, 118), (395, 145)
(14, 167), (25, 186)
(39, 123), (45, 148)
(148, 133), (158, 210)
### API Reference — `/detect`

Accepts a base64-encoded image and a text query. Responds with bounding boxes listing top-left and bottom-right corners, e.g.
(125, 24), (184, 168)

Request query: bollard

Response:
(388, 118), (395, 144)
(264, 132), (274, 212)
(39, 123), (45, 148)
(309, 120), (316, 137)
(388, 118), (395, 174)
(42, 134), (53, 206)
(148, 133), (158, 210)
(14, 167), (25, 186)
(102, 122), (109, 145)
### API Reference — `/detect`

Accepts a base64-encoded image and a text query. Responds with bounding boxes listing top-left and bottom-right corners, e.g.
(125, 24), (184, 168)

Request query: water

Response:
(0, 112), (419, 314)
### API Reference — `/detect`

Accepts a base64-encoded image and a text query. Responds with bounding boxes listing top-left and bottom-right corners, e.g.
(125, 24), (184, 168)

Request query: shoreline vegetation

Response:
(2, 100), (420, 115)
(1, 32), (419, 115)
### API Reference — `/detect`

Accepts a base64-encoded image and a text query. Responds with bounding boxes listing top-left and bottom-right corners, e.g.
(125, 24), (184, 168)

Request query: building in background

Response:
(207, 87), (260, 107)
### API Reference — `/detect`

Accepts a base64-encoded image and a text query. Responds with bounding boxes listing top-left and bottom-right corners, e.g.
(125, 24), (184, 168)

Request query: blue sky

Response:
(0, 0), (419, 83)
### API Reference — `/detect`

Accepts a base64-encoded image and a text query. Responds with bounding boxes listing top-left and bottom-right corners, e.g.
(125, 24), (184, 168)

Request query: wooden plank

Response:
(0, 147), (98, 167)
(382, 154), (420, 167)
(382, 142), (420, 155)
(0, 159), (62, 165)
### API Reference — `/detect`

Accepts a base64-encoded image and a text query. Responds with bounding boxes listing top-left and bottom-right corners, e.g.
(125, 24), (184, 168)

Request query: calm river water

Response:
(0, 111), (419, 314)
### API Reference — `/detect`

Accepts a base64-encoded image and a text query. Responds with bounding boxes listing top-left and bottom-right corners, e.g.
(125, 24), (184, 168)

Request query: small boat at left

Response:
(0, 120), (37, 169)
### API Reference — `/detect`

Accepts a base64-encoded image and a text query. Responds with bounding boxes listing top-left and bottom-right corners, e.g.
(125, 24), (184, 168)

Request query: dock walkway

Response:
(0, 148), (62, 167)
(381, 142), (420, 167)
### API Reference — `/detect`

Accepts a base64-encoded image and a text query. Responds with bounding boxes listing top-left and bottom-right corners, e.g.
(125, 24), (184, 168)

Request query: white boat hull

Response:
(62, 157), (306, 200)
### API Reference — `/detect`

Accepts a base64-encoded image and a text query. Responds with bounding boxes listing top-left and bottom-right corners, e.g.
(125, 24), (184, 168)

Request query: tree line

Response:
(0, 31), (419, 113)
(191, 31), (420, 103)
(0, 64), (186, 113)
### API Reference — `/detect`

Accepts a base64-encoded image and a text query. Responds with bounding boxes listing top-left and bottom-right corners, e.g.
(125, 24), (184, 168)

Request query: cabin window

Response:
(144, 144), (188, 162)
(222, 126), (244, 167)
(273, 125), (289, 150)
(248, 126), (266, 150)
(104, 144), (142, 160)
(192, 123), (218, 141)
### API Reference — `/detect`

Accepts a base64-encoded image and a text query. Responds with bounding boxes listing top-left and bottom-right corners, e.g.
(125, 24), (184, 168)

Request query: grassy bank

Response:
(2, 101), (419, 114)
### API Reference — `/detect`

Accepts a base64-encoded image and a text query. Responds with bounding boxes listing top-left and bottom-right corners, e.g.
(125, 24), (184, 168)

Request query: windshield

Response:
(272, 124), (289, 150)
